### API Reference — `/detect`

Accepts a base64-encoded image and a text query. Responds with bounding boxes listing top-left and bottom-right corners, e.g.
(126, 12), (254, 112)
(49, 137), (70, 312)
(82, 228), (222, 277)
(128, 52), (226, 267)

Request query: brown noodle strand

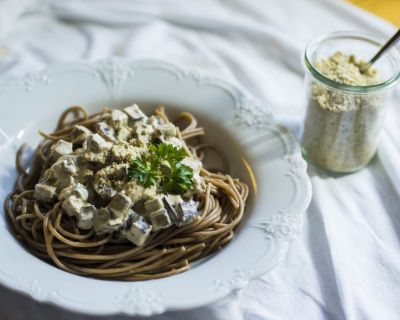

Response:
(5, 106), (249, 280)
(56, 105), (89, 130)
(16, 144), (28, 175)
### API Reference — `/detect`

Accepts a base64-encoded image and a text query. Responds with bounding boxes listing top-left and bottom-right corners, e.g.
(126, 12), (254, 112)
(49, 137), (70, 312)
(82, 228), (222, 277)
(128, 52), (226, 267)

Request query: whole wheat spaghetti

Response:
(5, 105), (248, 280)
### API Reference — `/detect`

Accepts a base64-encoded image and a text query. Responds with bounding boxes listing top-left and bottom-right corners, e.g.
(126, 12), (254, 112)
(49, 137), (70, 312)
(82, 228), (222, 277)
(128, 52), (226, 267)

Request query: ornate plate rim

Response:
(0, 58), (312, 316)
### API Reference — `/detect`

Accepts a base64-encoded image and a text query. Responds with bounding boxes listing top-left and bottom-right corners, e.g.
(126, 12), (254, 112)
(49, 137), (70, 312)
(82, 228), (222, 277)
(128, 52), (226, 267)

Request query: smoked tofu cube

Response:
(76, 184), (89, 200)
(121, 212), (152, 246)
(167, 194), (183, 206)
(176, 200), (199, 226)
(93, 208), (111, 234)
(93, 208), (125, 234)
(74, 167), (94, 185)
(72, 125), (92, 145)
(52, 156), (78, 179)
(116, 126), (131, 142)
(157, 123), (176, 137)
(146, 116), (163, 129)
(123, 104), (147, 121)
(62, 196), (84, 217)
(77, 204), (95, 230)
(165, 137), (184, 148)
(123, 182), (157, 204)
(84, 134), (113, 163)
(192, 174), (205, 193)
(162, 196), (179, 223)
(34, 183), (57, 202)
(110, 110), (128, 129)
(148, 208), (172, 231)
(108, 193), (132, 216)
(181, 157), (202, 174)
(134, 124), (154, 144)
(57, 175), (75, 190)
(87, 134), (112, 153)
(59, 183), (89, 201)
(97, 121), (115, 142)
(49, 140), (73, 163)
(39, 168), (57, 185)
(144, 197), (164, 213)
(163, 197), (198, 227)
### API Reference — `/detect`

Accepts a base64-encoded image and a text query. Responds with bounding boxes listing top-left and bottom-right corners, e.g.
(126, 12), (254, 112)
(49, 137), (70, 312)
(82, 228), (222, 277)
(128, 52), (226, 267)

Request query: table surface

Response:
(348, 0), (400, 26)
(0, 1), (398, 59)
(1, 0), (400, 319)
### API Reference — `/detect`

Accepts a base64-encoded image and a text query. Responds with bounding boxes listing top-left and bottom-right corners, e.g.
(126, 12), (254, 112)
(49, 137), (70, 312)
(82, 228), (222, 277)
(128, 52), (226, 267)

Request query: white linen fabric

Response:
(0, 0), (399, 319)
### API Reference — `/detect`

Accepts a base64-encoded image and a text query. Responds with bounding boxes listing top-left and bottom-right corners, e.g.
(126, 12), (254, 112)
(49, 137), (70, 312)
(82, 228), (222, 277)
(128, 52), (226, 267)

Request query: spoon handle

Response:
(368, 29), (400, 66)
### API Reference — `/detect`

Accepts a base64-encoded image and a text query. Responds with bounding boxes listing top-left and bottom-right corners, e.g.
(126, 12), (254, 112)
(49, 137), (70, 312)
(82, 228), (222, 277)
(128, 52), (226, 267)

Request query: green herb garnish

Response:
(163, 162), (194, 195)
(148, 143), (187, 164)
(128, 155), (160, 188)
(128, 143), (194, 194)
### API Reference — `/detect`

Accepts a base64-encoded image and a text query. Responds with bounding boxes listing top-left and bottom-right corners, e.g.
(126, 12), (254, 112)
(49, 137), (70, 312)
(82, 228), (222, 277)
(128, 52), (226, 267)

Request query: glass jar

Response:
(301, 31), (400, 173)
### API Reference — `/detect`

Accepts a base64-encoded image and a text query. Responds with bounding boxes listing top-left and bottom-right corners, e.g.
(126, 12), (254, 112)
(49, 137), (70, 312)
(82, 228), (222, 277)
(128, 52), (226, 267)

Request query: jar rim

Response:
(304, 31), (400, 93)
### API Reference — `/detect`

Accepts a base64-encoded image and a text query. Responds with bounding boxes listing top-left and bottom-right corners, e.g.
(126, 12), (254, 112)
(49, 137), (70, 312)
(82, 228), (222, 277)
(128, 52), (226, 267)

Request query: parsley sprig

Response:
(128, 143), (194, 194)
(128, 155), (159, 188)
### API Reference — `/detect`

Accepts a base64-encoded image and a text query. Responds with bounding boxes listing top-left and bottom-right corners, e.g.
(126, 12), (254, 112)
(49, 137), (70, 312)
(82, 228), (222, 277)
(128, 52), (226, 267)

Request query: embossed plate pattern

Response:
(0, 59), (312, 316)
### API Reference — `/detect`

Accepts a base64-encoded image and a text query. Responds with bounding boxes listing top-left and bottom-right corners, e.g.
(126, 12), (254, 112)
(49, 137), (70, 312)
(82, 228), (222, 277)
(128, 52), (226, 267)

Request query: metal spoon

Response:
(362, 28), (400, 73)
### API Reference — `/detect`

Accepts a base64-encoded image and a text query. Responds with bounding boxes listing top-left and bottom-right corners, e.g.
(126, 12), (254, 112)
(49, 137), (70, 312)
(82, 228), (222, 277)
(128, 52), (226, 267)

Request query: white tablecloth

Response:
(1, 0), (400, 319)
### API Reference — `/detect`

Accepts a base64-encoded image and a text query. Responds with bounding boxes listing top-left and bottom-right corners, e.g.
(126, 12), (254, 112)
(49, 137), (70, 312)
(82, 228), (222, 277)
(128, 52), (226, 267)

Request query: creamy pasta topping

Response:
(34, 104), (204, 246)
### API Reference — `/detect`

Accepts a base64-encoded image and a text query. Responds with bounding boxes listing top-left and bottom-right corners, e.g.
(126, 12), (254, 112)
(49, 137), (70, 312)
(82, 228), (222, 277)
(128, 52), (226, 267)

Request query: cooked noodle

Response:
(5, 106), (248, 280)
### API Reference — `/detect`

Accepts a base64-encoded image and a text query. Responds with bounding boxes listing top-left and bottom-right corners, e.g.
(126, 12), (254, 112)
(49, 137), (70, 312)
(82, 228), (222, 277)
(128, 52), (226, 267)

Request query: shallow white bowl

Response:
(0, 59), (311, 316)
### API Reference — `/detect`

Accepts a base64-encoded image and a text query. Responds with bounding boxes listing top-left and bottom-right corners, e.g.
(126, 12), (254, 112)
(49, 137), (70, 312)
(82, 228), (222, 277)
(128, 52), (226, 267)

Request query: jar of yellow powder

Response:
(301, 31), (400, 173)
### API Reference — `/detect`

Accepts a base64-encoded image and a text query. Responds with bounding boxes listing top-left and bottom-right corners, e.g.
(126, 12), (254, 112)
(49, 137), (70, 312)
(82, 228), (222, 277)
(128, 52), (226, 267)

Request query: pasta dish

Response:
(5, 104), (248, 280)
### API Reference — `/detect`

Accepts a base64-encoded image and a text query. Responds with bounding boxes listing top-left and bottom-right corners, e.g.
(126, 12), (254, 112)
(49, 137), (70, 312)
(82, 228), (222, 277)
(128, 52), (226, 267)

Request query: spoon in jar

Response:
(361, 28), (400, 73)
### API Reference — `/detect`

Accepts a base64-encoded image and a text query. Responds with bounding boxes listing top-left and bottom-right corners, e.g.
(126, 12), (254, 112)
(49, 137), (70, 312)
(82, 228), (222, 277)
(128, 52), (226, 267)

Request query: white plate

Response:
(0, 59), (311, 316)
